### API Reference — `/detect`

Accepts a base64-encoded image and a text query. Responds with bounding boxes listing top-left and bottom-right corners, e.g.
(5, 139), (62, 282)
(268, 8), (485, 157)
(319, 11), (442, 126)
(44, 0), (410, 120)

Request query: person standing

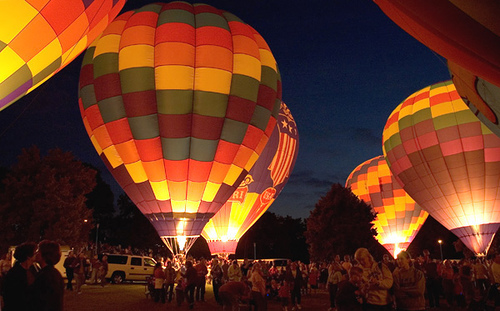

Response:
(185, 260), (197, 309)
(73, 252), (87, 294)
(153, 262), (166, 303)
(392, 251), (425, 311)
(422, 250), (440, 309)
(164, 260), (176, 302)
(228, 260), (242, 282)
(2, 242), (37, 311)
(327, 261), (343, 311)
(354, 247), (394, 311)
(195, 258), (208, 302)
(33, 240), (64, 311)
(210, 258), (224, 304)
(89, 255), (101, 285)
(63, 251), (75, 291)
(99, 255), (108, 287)
(248, 263), (267, 311)
(286, 261), (304, 310)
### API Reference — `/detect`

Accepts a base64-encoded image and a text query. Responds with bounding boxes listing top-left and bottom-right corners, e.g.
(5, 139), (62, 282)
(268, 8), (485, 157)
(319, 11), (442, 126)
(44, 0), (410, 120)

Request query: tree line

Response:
(0, 146), (477, 262)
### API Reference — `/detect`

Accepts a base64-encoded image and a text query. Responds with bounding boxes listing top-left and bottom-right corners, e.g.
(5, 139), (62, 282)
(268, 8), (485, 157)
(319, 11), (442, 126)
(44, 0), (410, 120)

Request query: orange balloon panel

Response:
(0, 0), (125, 111)
(346, 155), (428, 258)
(201, 102), (299, 254)
(79, 2), (281, 238)
(383, 81), (500, 255)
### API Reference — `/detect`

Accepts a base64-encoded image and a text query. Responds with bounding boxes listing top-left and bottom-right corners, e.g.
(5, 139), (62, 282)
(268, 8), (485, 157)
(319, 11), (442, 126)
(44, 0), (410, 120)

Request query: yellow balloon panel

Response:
(0, 0), (125, 111)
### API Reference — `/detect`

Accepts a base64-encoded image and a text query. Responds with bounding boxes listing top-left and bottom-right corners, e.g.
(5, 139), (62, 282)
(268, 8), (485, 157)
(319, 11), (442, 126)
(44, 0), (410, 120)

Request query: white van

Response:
(100, 253), (156, 284)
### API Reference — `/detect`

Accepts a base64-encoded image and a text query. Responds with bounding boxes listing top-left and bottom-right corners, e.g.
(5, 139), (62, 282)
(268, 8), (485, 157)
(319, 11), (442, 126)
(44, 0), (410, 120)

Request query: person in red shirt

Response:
(153, 262), (165, 303)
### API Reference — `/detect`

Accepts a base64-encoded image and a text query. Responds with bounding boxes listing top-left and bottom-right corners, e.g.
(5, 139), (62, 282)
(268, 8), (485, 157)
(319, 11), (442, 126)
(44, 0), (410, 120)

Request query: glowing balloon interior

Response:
(0, 0), (125, 111)
(79, 2), (281, 254)
(383, 81), (500, 256)
(201, 101), (299, 255)
(346, 155), (428, 258)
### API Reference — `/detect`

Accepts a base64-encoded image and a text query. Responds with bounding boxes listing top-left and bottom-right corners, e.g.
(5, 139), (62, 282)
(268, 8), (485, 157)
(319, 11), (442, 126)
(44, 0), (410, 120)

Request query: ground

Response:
(64, 283), (331, 311)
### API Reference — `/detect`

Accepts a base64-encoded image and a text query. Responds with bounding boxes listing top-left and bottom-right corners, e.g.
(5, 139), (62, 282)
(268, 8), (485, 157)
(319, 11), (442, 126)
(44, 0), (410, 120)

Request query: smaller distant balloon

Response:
(346, 156), (428, 258)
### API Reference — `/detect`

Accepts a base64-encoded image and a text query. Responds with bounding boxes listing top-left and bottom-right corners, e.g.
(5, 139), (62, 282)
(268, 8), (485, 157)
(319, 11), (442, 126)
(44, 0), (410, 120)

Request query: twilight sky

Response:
(0, 0), (451, 219)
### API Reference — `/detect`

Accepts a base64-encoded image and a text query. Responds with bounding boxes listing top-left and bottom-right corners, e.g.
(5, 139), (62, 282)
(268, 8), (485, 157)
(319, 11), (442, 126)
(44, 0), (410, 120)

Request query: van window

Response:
(131, 257), (142, 266)
(144, 258), (156, 267)
(107, 255), (127, 265)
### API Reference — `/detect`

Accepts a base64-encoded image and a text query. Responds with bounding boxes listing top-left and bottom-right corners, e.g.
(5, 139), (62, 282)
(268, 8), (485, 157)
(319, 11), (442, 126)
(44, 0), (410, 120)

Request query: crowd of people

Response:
(148, 248), (500, 311)
(0, 240), (64, 311)
(4, 241), (500, 311)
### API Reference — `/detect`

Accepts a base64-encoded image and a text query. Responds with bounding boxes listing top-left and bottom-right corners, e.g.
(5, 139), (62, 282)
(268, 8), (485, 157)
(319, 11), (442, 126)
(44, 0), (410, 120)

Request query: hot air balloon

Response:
(373, 0), (500, 136)
(346, 156), (428, 258)
(79, 2), (281, 254)
(0, 0), (125, 111)
(373, 0), (500, 87)
(382, 80), (500, 256)
(201, 101), (298, 255)
(448, 61), (500, 137)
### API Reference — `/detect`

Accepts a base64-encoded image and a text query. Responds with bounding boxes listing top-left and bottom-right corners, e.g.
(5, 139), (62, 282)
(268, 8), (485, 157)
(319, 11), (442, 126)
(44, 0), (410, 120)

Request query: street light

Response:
(95, 223), (100, 255)
(438, 240), (443, 261)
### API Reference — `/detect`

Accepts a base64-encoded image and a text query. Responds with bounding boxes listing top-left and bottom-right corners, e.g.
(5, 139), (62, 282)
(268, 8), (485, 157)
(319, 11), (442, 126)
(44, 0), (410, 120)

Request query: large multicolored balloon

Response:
(202, 102), (298, 255)
(79, 2), (281, 254)
(0, 0), (125, 111)
(346, 156), (428, 258)
(382, 81), (500, 256)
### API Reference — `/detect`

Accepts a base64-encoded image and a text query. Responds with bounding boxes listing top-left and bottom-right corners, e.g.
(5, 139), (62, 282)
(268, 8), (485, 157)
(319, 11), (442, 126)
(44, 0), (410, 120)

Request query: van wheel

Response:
(111, 272), (125, 284)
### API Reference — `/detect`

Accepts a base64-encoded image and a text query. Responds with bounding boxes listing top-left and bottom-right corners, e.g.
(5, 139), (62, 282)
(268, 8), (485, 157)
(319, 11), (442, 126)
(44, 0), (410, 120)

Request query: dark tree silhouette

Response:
(84, 164), (115, 244)
(236, 212), (308, 262)
(0, 146), (96, 249)
(107, 194), (163, 251)
(305, 183), (380, 261)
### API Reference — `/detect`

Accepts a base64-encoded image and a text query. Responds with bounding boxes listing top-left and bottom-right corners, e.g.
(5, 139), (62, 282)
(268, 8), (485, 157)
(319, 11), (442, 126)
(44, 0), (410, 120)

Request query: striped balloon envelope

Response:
(382, 81), (500, 256)
(0, 0), (125, 111)
(79, 2), (281, 254)
(202, 101), (299, 255)
(346, 156), (428, 258)
(449, 61), (500, 138)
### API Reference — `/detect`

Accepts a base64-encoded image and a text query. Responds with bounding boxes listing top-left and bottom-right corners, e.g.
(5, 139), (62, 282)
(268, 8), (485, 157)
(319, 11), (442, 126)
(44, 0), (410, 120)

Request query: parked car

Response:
(99, 253), (156, 284)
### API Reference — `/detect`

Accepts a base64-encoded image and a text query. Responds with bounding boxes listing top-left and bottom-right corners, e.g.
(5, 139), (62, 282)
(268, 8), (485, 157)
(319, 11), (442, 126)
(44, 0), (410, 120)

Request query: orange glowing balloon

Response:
(346, 155), (428, 258)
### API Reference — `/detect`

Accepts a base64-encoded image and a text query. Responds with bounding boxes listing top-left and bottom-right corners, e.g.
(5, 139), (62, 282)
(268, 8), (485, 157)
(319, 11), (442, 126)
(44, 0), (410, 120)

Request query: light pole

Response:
(438, 240), (443, 261)
(95, 223), (100, 255)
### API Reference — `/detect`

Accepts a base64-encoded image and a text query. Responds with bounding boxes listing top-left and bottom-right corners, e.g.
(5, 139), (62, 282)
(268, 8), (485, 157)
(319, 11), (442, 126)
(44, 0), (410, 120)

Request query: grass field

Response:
(64, 283), (331, 311)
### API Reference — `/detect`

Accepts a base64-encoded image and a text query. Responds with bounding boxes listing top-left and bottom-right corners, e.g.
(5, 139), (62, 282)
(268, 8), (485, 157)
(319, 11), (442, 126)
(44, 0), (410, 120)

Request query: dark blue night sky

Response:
(0, 0), (450, 219)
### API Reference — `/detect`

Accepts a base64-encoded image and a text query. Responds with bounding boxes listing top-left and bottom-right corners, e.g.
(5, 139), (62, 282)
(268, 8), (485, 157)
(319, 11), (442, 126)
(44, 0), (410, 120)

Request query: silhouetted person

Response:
(33, 240), (64, 311)
(2, 242), (37, 311)
(185, 260), (197, 309)
(63, 251), (75, 290)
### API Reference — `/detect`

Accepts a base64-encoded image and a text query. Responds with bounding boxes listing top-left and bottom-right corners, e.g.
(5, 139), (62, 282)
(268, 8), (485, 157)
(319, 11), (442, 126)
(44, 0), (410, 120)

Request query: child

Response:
(278, 280), (291, 311)
(335, 266), (364, 311)
(175, 270), (186, 307)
